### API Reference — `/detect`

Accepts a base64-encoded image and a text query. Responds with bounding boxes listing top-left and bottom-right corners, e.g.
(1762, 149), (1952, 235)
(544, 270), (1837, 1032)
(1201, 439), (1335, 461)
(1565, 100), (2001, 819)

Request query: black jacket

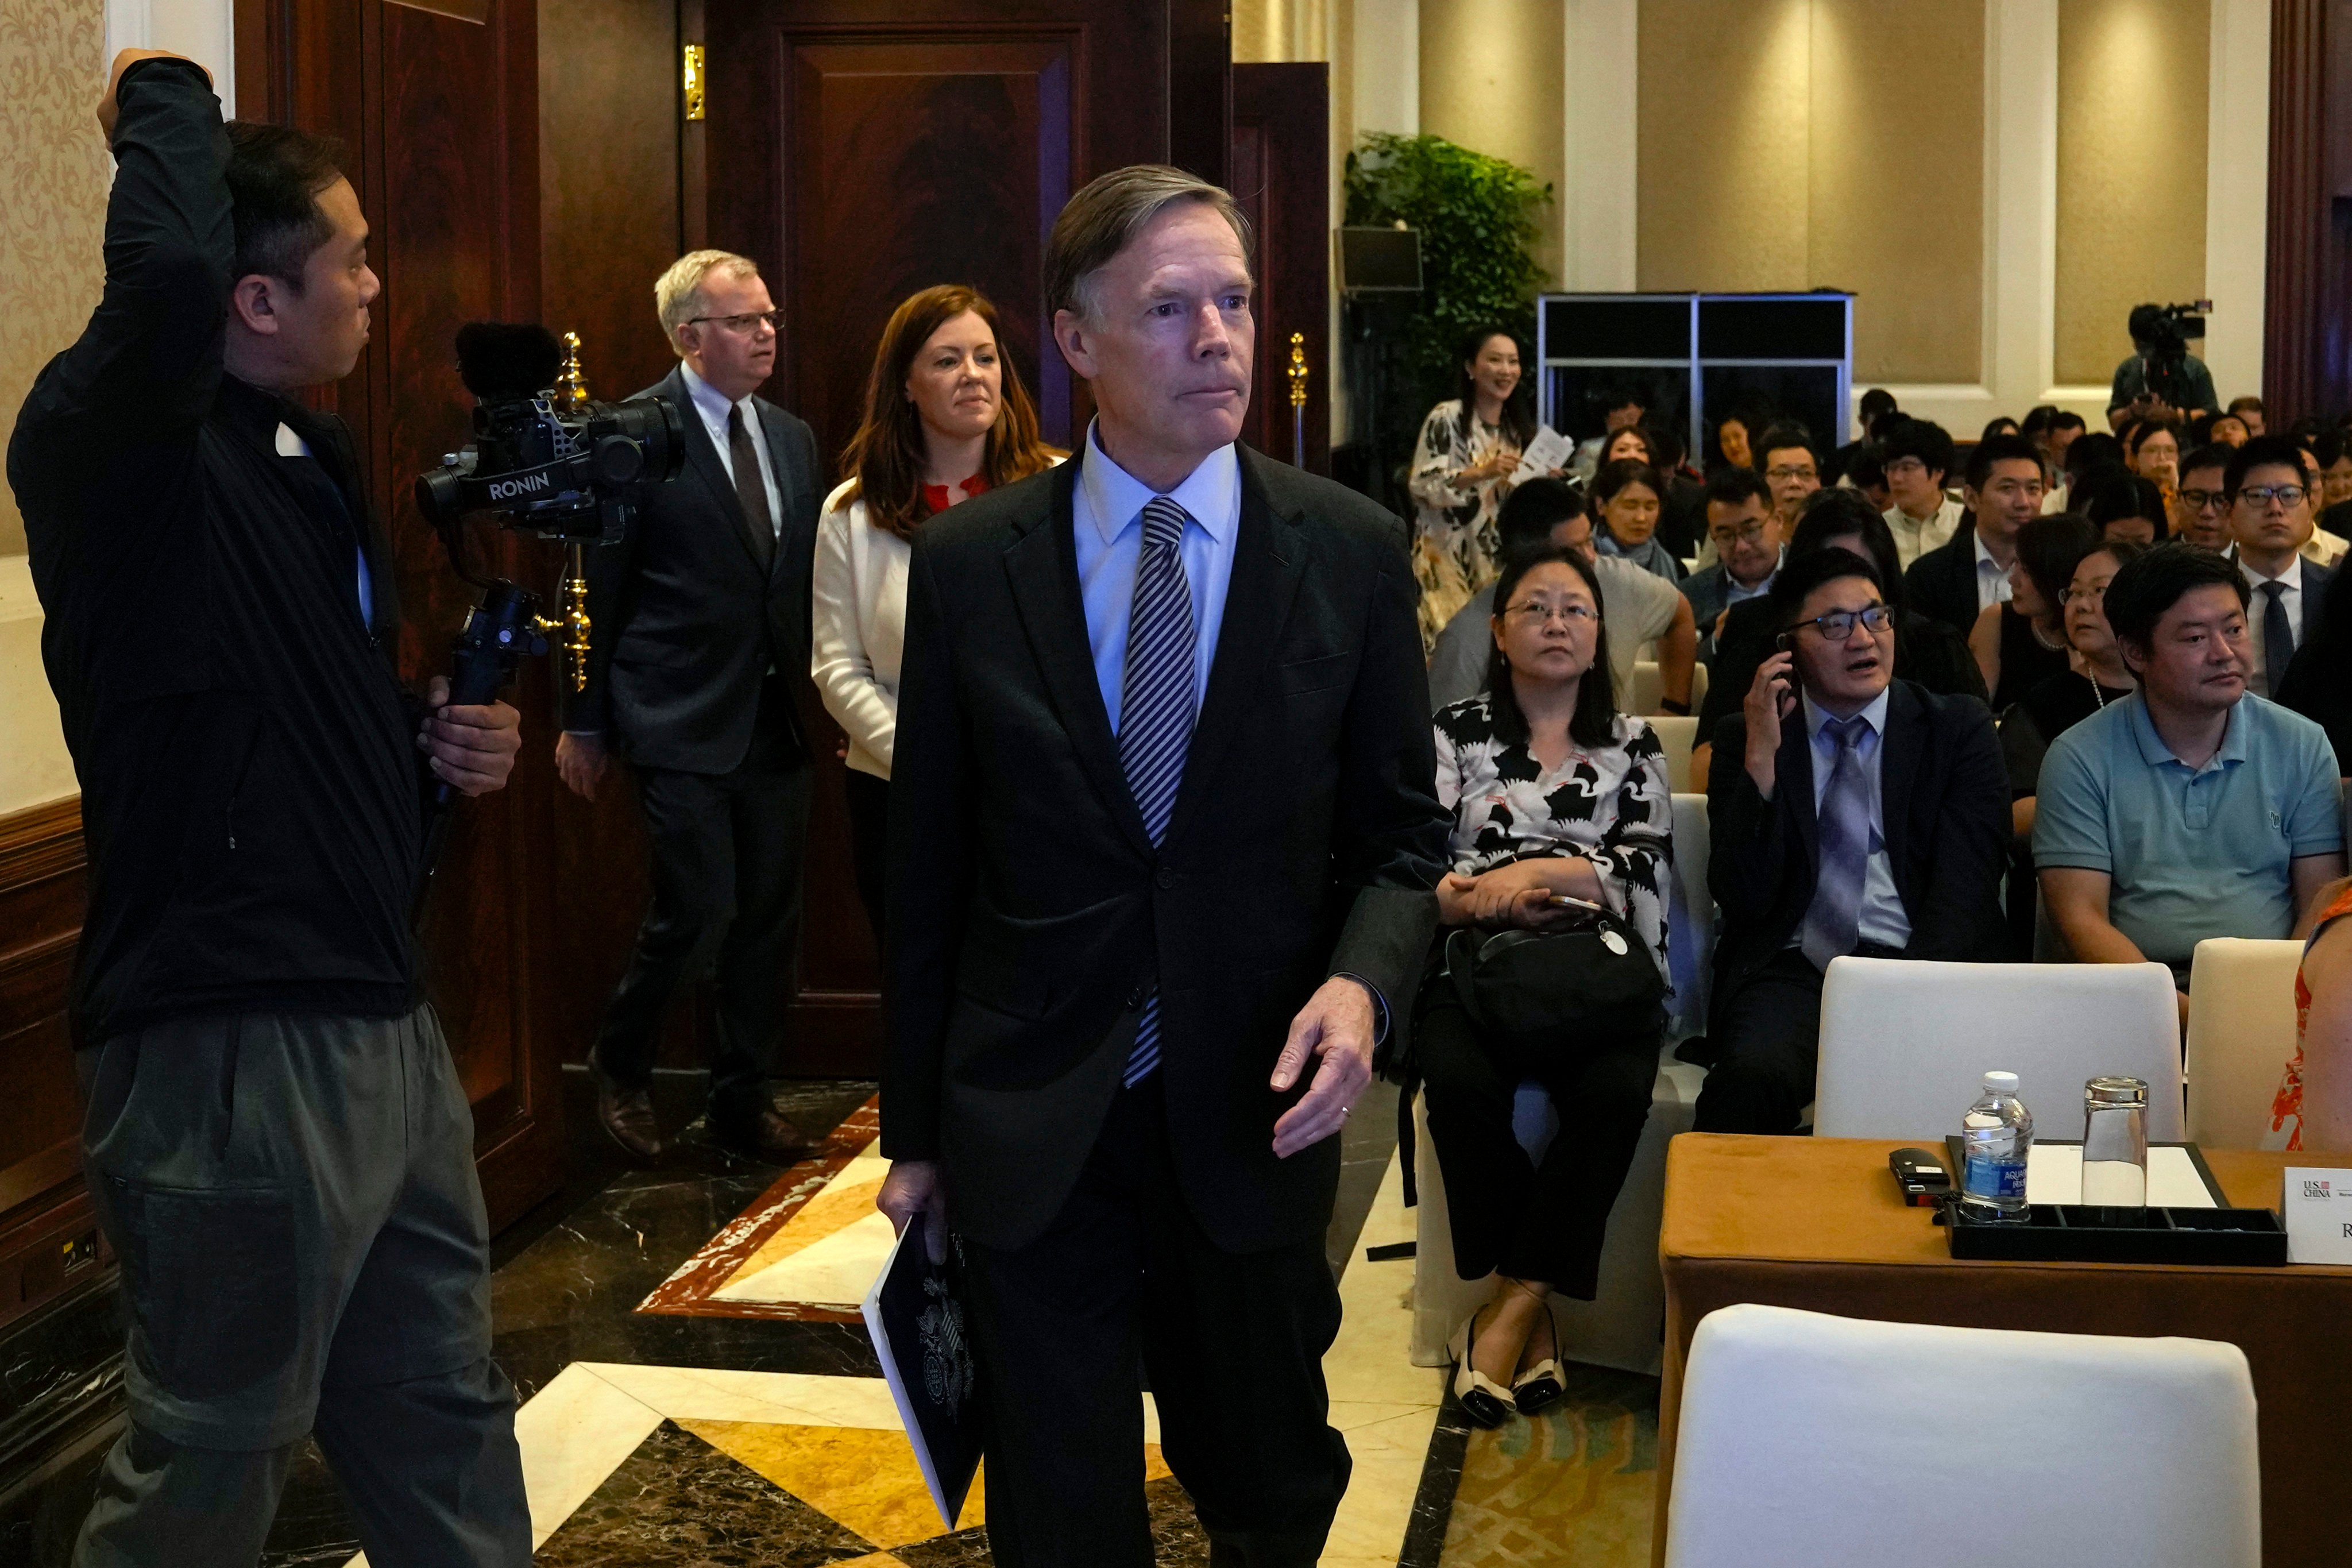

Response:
(7, 60), (426, 1045)
(1903, 521), (1987, 639)
(1704, 679), (2009, 1026)
(563, 366), (820, 772)
(883, 446), (1448, 1253)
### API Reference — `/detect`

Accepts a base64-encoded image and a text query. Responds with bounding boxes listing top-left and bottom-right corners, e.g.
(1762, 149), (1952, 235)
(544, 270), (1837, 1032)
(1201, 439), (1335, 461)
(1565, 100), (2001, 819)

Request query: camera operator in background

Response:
(6, 51), (527, 1566)
(2108, 302), (2218, 430)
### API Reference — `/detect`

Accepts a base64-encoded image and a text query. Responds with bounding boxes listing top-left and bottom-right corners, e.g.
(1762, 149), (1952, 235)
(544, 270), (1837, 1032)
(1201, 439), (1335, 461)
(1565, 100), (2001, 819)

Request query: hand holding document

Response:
(1509, 426), (1577, 486)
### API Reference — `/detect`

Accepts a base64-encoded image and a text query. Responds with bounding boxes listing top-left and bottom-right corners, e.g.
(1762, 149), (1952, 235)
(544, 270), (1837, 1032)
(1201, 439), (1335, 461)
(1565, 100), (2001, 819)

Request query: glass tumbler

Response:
(2081, 1076), (2150, 1212)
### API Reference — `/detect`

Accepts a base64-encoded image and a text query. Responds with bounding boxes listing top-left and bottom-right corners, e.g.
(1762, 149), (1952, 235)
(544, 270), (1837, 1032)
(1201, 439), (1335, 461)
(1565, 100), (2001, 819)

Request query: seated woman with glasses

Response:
(1423, 546), (1674, 1428)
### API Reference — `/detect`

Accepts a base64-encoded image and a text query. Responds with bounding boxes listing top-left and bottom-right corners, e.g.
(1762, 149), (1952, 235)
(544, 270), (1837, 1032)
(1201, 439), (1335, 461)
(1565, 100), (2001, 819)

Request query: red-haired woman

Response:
(811, 285), (1063, 939)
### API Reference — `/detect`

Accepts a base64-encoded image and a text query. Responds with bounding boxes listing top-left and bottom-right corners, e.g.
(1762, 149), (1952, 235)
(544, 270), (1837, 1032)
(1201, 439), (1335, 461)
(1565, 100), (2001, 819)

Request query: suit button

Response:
(1156, 867), (1177, 890)
(1126, 984), (1148, 1009)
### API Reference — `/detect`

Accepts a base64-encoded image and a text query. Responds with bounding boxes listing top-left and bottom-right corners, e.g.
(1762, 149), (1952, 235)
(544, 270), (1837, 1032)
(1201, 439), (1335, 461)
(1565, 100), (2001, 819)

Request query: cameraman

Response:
(2107, 303), (2217, 430)
(6, 52), (527, 1566)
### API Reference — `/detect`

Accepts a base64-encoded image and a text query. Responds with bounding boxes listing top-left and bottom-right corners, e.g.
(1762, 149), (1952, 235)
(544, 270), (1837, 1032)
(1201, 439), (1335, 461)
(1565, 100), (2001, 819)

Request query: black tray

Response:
(1945, 1203), (2287, 1265)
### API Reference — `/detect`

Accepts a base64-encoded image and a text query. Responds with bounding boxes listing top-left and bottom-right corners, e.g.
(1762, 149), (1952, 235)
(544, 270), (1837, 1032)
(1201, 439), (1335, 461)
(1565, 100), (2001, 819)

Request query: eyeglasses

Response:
(1710, 520), (1770, 546)
(1764, 466), (1817, 482)
(2176, 488), (2229, 513)
(2060, 582), (2112, 605)
(683, 308), (784, 334)
(1787, 604), (1894, 640)
(1882, 457), (1929, 478)
(1504, 601), (1601, 627)
(2237, 484), (2307, 509)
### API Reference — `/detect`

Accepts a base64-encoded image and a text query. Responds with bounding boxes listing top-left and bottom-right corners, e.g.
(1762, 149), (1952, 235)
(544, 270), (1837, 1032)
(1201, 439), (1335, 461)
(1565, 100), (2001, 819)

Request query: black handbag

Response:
(1442, 904), (1666, 1041)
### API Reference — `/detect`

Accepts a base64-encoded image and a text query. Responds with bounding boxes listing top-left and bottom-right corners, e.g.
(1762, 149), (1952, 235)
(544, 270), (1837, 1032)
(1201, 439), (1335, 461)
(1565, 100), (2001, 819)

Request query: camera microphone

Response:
(453, 322), (563, 402)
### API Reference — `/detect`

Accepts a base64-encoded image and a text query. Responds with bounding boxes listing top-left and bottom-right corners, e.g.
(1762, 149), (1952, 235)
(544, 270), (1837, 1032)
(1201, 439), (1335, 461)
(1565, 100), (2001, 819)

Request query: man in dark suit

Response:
(555, 250), (821, 1163)
(2221, 435), (2337, 699)
(1697, 547), (2009, 1134)
(875, 167), (1447, 1567)
(1902, 432), (2047, 638)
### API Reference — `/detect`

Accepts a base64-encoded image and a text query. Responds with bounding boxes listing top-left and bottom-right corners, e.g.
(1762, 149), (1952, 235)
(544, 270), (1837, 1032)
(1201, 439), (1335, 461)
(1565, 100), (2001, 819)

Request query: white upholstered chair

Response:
(1646, 714), (1699, 795)
(1813, 957), (2183, 1141)
(2185, 937), (2305, 1148)
(1663, 1304), (2261, 1568)
(1625, 659), (1708, 719)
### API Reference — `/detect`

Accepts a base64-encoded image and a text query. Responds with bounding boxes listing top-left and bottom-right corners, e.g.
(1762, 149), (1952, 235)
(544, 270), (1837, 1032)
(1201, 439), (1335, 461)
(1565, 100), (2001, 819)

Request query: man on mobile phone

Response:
(8, 51), (527, 1565)
(1695, 548), (2008, 1135)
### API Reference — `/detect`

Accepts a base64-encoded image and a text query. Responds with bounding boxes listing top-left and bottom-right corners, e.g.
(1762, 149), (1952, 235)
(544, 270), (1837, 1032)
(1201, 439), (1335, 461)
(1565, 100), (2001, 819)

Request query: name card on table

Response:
(2284, 1168), (2352, 1265)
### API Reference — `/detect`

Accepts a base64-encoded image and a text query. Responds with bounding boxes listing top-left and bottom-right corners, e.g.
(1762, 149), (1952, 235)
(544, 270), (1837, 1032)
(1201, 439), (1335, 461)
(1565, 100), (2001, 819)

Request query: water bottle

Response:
(1959, 1071), (2034, 1221)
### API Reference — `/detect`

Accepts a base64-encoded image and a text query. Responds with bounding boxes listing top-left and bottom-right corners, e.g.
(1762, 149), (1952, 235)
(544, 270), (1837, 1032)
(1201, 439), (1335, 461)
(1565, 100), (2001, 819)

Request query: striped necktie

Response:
(1800, 715), (1871, 971)
(1118, 496), (1196, 1084)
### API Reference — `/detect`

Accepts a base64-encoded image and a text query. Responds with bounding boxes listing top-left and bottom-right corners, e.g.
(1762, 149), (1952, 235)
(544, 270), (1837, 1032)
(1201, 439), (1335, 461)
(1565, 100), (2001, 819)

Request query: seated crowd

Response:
(1404, 338), (2351, 1422)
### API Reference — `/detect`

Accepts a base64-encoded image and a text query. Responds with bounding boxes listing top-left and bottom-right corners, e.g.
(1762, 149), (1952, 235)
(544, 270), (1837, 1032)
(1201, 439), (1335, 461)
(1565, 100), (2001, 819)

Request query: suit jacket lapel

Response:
(1781, 716), (1818, 871)
(1164, 451), (1305, 847)
(1879, 682), (1921, 905)
(1003, 462), (1154, 858)
(665, 368), (770, 580)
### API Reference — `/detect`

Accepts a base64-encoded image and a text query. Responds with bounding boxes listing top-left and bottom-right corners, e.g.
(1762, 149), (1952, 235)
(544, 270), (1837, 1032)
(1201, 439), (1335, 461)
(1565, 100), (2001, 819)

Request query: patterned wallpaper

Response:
(0, 0), (111, 558)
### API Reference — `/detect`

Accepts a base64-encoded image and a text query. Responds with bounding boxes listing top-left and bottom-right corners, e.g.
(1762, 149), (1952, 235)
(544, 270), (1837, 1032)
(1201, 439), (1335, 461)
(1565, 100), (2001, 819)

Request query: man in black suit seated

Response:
(1695, 547), (2009, 1134)
(555, 250), (822, 1163)
(1903, 432), (2048, 638)
(1687, 488), (1987, 790)
(875, 165), (1447, 1567)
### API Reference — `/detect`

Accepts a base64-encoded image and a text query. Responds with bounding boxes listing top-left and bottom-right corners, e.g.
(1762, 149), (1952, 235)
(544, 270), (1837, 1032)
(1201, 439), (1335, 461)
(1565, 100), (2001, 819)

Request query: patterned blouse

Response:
(2264, 880), (2352, 1150)
(1408, 399), (1519, 653)
(1432, 695), (1674, 986)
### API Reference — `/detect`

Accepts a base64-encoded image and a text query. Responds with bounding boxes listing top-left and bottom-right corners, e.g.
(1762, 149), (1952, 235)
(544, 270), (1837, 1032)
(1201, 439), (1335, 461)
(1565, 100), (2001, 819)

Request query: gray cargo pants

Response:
(68, 1006), (530, 1567)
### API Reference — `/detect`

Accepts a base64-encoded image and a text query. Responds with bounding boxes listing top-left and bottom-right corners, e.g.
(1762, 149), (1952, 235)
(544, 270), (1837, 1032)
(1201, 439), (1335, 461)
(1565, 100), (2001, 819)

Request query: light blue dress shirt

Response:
(680, 362), (783, 540)
(1070, 423), (1241, 735)
(1800, 686), (1913, 951)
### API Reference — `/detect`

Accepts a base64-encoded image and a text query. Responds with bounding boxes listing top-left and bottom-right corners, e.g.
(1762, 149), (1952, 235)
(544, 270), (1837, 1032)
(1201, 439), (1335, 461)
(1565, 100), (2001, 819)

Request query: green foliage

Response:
(1343, 132), (1552, 421)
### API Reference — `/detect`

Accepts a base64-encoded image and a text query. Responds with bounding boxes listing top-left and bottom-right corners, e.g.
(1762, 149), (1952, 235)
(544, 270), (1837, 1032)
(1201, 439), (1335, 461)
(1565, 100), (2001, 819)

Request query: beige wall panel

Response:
(1421, 0), (1568, 282)
(2053, 0), (2208, 388)
(1808, 0), (1986, 385)
(1635, 0), (1811, 293)
(0, 0), (111, 558)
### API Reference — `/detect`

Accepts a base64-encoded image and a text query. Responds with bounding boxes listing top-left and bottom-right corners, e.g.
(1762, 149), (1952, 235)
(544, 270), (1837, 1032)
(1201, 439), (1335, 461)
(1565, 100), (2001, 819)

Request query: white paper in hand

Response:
(1510, 426), (1577, 485)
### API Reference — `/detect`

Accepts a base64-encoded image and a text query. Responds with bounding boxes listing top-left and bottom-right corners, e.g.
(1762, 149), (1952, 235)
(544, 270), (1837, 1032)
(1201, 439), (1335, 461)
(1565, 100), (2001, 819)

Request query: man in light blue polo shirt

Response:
(2037, 543), (2345, 1023)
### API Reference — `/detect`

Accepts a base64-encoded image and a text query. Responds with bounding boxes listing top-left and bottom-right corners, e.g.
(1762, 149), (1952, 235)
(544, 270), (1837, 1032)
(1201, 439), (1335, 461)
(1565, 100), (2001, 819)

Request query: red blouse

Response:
(922, 473), (990, 515)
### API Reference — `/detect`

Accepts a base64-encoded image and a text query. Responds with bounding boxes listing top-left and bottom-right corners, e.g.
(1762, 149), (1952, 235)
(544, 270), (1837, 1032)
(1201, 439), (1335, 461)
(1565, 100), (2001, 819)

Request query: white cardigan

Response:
(810, 478), (910, 779)
(809, 459), (1062, 779)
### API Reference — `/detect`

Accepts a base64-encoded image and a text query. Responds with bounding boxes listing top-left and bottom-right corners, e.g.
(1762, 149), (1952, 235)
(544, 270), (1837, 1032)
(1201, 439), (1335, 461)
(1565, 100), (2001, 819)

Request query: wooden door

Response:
(700, 0), (1231, 1076)
(1231, 62), (1330, 473)
(237, 0), (566, 1229)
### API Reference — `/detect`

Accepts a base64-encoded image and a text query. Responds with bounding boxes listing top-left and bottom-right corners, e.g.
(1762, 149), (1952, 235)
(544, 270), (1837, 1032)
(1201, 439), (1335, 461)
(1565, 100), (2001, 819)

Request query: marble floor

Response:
(6, 1071), (1661, 1567)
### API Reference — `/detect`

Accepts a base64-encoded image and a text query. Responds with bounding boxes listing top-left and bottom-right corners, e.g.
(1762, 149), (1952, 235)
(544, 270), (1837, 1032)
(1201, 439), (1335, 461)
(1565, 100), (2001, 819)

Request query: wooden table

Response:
(1654, 1134), (2352, 1568)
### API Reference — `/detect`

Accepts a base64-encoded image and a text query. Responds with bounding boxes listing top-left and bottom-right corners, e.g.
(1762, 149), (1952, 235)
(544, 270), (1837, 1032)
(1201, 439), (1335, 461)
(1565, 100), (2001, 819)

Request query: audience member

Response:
(1999, 540), (2143, 953)
(2230, 394), (2268, 437)
(2225, 436), (2338, 699)
(1828, 388), (1899, 483)
(2125, 416), (2183, 499)
(2064, 431), (2125, 491)
(1690, 488), (1989, 851)
(1681, 469), (1782, 659)
(2075, 468), (2168, 546)
(1982, 416), (2022, 441)
(1410, 325), (1537, 648)
(1646, 418), (1709, 561)
(1693, 548), (2009, 1133)
(2266, 876), (2352, 1150)
(2172, 443), (2235, 550)
(1905, 432), (2044, 636)
(1710, 410), (1758, 474)
(1756, 420), (1824, 535)
(2025, 405), (2088, 497)
(1591, 457), (1682, 582)
(1596, 424), (1650, 468)
(2195, 410), (2250, 449)
(2304, 431), (2352, 567)
(1427, 479), (1696, 716)
(1971, 513), (2096, 711)
(811, 284), (1063, 944)
(1570, 384), (1648, 481)
(2036, 544), (2346, 1023)
(2274, 547), (2352, 775)
(1423, 546), (1673, 1426)
(1878, 417), (1964, 567)
(1844, 442), (1891, 512)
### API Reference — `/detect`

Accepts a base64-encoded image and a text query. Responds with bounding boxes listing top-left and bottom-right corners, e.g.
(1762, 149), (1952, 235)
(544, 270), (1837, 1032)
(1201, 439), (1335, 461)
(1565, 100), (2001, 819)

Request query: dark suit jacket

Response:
(563, 366), (822, 773)
(883, 445), (1449, 1253)
(1903, 519), (1987, 639)
(1704, 679), (2009, 1028)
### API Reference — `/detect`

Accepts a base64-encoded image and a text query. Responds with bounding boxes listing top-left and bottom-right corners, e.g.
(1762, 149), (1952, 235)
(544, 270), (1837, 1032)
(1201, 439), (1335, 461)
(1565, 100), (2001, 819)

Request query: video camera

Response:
(2127, 300), (2211, 411)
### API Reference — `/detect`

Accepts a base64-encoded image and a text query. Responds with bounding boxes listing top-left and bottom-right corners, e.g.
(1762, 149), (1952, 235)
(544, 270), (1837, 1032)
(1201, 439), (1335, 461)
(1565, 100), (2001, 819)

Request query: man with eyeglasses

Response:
(1681, 468), (1784, 661)
(2220, 437), (2338, 700)
(1876, 417), (1964, 568)
(2036, 543), (2344, 1026)
(1694, 548), (2008, 1135)
(556, 249), (824, 1163)
(1757, 423), (1824, 535)
(2171, 445), (2234, 551)
(1904, 433), (2046, 636)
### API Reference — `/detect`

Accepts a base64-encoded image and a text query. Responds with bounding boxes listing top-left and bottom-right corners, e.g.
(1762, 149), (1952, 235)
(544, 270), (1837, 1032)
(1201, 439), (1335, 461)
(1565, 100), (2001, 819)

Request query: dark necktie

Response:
(1801, 716), (1872, 971)
(1118, 496), (1198, 1085)
(2260, 579), (2292, 698)
(727, 404), (776, 574)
